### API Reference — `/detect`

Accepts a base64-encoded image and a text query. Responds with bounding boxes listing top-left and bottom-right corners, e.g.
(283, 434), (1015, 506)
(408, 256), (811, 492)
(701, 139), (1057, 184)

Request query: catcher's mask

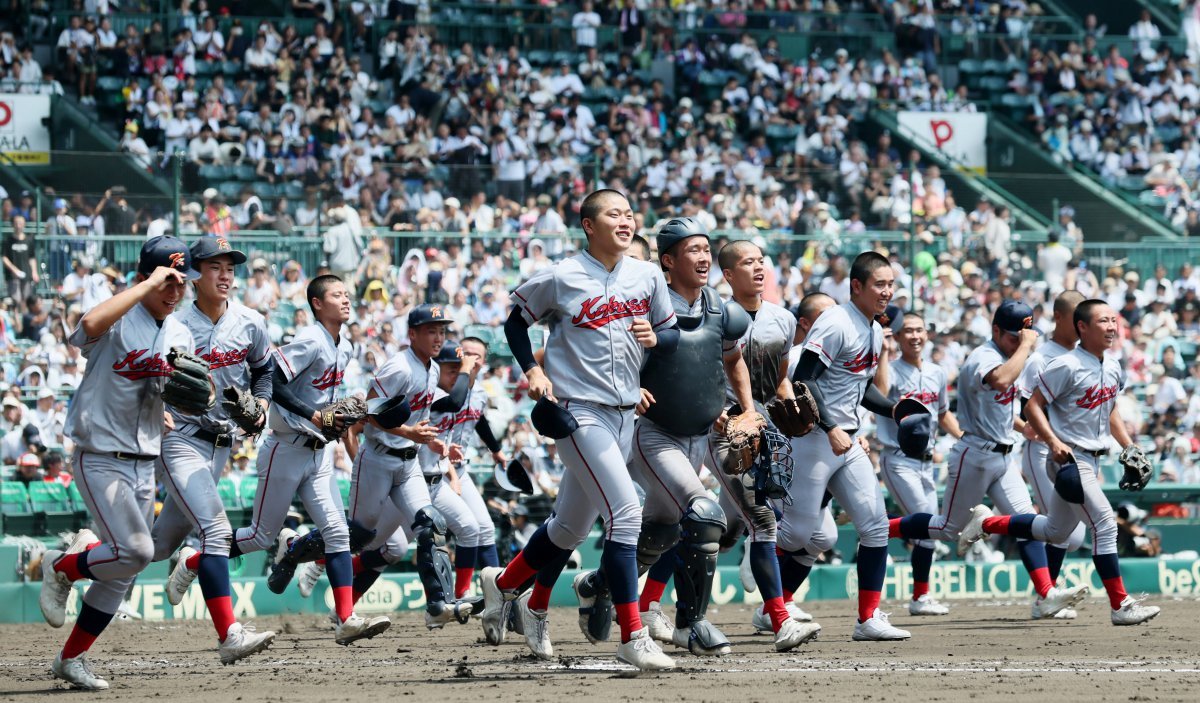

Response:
(753, 427), (794, 503)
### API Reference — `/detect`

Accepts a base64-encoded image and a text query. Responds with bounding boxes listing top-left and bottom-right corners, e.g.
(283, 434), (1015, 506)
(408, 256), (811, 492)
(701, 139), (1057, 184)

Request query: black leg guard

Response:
(268, 528), (325, 594)
(674, 497), (729, 653)
(348, 520), (377, 553)
(636, 521), (681, 576)
(414, 508), (454, 612)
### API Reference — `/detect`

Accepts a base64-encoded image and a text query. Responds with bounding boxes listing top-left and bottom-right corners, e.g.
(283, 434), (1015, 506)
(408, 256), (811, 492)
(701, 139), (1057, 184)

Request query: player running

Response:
(963, 299), (1161, 626)
(39, 237), (198, 689)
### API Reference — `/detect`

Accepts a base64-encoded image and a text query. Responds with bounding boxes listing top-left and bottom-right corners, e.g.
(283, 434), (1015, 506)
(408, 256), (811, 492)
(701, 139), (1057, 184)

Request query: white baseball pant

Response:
(629, 419), (710, 524)
(429, 473), (487, 548)
(1022, 439), (1087, 551)
(926, 438), (1034, 539)
(459, 472), (496, 547)
(152, 429), (233, 561)
(349, 439), (429, 562)
(1034, 453), (1117, 555)
(879, 451), (938, 550)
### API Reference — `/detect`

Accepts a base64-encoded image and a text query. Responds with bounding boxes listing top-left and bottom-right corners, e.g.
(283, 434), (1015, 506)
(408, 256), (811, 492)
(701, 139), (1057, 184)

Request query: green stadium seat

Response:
(981, 59), (1007, 74)
(958, 59), (983, 75)
(97, 76), (125, 93)
(67, 481), (87, 510)
(1139, 191), (1167, 208)
(234, 163), (258, 181)
(979, 76), (1007, 92)
(28, 482), (81, 533)
(199, 164), (231, 182)
(195, 60), (216, 76)
(239, 477), (259, 507)
(217, 477), (239, 508)
(1, 481), (39, 535)
(336, 476), (351, 506)
(219, 182), (243, 201)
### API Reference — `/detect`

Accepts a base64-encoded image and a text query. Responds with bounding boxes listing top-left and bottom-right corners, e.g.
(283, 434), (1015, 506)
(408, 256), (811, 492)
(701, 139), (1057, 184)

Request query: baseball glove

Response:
(222, 386), (265, 435)
(1118, 444), (1153, 491)
(163, 348), (215, 416)
(723, 410), (766, 475)
(766, 382), (818, 437)
(318, 395), (368, 442)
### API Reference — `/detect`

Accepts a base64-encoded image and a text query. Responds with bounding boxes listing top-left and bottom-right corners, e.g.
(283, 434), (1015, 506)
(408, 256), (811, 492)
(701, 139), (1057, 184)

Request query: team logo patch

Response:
(993, 386), (1018, 405)
(112, 349), (173, 381)
(312, 366), (345, 391)
(1022, 316), (1033, 329)
(1076, 384), (1118, 410)
(571, 296), (651, 330)
(842, 348), (877, 373)
(902, 389), (939, 406)
(409, 390), (434, 411)
(199, 347), (250, 370)
(168, 252), (187, 269)
(429, 306), (444, 319)
(217, 238), (231, 251)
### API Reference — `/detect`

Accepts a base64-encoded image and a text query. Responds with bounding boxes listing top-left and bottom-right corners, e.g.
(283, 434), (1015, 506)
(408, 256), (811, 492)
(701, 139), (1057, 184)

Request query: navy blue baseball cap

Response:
(190, 236), (248, 267)
(138, 236), (201, 280)
(408, 303), (452, 327)
(878, 303), (904, 334)
(993, 300), (1038, 334)
(435, 340), (463, 364)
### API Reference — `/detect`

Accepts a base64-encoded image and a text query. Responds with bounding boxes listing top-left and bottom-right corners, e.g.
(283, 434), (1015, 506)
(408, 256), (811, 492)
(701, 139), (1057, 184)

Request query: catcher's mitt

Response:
(318, 395), (368, 442)
(723, 410), (766, 475)
(766, 382), (818, 437)
(1119, 445), (1153, 491)
(164, 348), (215, 416)
(222, 386), (265, 435)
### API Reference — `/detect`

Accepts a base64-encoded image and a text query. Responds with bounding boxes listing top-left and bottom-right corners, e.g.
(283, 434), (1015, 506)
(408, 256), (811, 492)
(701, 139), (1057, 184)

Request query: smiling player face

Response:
(663, 236), (711, 291)
(142, 275), (188, 319)
(583, 193), (635, 259)
(314, 281), (352, 325)
(195, 255), (237, 305)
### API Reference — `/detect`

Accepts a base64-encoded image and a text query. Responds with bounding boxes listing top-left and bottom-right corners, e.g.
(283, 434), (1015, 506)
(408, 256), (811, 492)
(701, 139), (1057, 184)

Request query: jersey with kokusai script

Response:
(364, 347), (439, 451)
(65, 302), (194, 455)
(513, 250), (674, 407)
(956, 340), (1022, 444)
(170, 299), (272, 433)
(1037, 346), (1124, 451)
(875, 357), (949, 453)
(801, 302), (883, 431)
(418, 387), (464, 476)
(269, 322), (352, 441)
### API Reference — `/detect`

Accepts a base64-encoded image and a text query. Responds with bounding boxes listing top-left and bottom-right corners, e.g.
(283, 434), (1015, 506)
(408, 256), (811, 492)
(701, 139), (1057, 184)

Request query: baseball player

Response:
(964, 299), (1161, 626)
(477, 189), (679, 670)
(780, 251), (910, 640)
(1016, 291), (1087, 618)
(229, 274), (389, 645)
(704, 239), (817, 643)
(336, 304), (476, 629)
(151, 237), (275, 662)
(455, 335), (506, 576)
(889, 300), (1089, 620)
(771, 292), (844, 626)
(39, 237), (198, 690)
(873, 311), (961, 616)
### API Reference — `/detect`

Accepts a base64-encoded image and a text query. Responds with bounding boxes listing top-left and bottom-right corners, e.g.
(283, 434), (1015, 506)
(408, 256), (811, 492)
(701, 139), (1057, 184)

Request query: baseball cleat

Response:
(956, 505), (993, 556)
(40, 550), (72, 628)
(774, 618), (821, 652)
(67, 529), (98, 552)
(1111, 596), (1160, 626)
(266, 528), (299, 594)
(853, 609), (912, 641)
(167, 547), (199, 606)
(641, 602), (675, 645)
(297, 561), (325, 598)
(739, 546), (757, 593)
(573, 570), (614, 644)
(786, 601), (814, 622)
(616, 627), (676, 671)
(1053, 607), (1078, 619)
(1032, 585), (1089, 619)
(335, 614), (391, 645)
(752, 602), (814, 632)
(425, 600), (473, 630)
(114, 601), (142, 622)
(517, 592), (553, 660)
(52, 653), (109, 691)
(479, 566), (512, 645)
(218, 622), (276, 664)
(908, 594), (950, 616)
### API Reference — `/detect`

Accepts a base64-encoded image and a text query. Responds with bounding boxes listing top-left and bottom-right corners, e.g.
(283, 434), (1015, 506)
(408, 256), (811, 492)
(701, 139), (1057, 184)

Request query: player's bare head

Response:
(461, 336), (488, 362)
(898, 312), (928, 356)
(1073, 298), (1119, 350)
(580, 189), (634, 248)
(796, 292), (835, 332)
(627, 234), (651, 262)
(848, 251), (894, 316)
(1053, 290), (1085, 334)
(718, 240), (764, 296)
(308, 274), (350, 324)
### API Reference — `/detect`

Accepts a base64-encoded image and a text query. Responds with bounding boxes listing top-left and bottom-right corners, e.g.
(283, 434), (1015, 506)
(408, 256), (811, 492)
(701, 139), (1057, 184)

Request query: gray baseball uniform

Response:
(1029, 348), (1123, 555)
(235, 323), (352, 555)
(423, 396), (488, 550)
(448, 386), (496, 548)
(1018, 339), (1086, 551)
(153, 300), (272, 561)
(776, 303), (889, 554)
(66, 303), (193, 613)
(876, 357), (949, 550)
(513, 251), (675, 548)
(709, 300), (794, 544)
(926, 341), (1035, 540)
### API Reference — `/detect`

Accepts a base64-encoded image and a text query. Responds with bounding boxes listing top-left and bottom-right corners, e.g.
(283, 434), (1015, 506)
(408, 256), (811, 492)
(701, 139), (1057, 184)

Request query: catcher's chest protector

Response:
(641, 287), (728, 437)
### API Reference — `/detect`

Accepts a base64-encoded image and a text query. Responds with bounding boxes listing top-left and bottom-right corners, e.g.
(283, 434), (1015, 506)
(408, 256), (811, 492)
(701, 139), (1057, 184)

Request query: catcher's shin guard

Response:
(414, 508), (454, 609)
(673, 497), (726, 628)
(348, 519), (377, 553)
(636, 521), (681, 576)
(267, 528), (325, 594)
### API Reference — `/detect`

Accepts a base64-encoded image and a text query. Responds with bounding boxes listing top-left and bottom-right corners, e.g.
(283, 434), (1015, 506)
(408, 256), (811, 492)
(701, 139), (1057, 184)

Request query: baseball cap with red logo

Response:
(138, 235), (201, 281)
(993, 299), (1039, 336)
(189, 235), (248, 267)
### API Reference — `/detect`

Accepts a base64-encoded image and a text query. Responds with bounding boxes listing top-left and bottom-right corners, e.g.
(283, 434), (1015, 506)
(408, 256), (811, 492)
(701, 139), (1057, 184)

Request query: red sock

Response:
(1030, 566), (1053, 598)
(185, 551), (201, 571)
(333, 586), (354, 623)
(888, 518), (902, 538)
(207, 596), (236, 641)
(858, 589), (882, 623)
(982, 515), (1011, 535)
(454, 568), (475, 600)
(1102, 576), (1129, 610)
(639, 578), (668, 612)
(783, 589), (795, 602)
(495, 552), (537, 591)
(527, 581), (553, 611)
(85, 541), (100, 551)
(61, 624), (100, 660)
(764, 596), (789, 632)
(614, 601), (643, 643)
(53, 553), (85, 582)
(912, 581), (929, 600)
(351, 555), (363, 576)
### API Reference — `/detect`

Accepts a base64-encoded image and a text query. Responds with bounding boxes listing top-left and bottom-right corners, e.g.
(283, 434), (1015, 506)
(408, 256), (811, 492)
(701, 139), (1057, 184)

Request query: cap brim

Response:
(194, 250), (249, 266)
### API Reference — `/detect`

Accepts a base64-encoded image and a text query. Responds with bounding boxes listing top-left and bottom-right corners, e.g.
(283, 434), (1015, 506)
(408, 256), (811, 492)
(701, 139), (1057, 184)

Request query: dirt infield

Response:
(2, 597), (1196, 702)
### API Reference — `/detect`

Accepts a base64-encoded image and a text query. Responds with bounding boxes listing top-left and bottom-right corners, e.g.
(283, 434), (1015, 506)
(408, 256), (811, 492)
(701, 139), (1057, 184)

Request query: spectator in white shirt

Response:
(572, 0), (601, 49)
